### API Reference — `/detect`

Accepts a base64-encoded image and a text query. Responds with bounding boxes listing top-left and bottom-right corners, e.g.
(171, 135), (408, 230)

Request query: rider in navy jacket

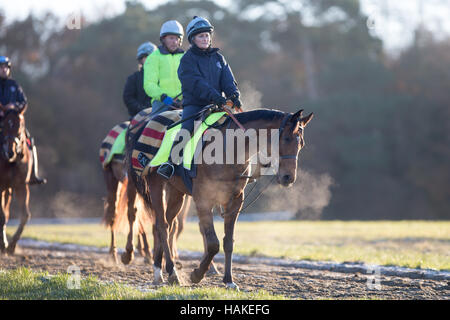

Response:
(0, 56), (46, 185)
(157, 16), (242, 179)
(178, 45), (239, 107)
(0, 77), (27, 114)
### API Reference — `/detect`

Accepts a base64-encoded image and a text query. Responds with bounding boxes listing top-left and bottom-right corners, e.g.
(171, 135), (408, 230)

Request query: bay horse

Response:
(127, 107), (313, 288)
(0, 108), (33, 255)
(101, 127), (193, 266)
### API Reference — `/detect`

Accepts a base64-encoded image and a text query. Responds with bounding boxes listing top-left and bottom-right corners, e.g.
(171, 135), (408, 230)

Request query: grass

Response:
(0, 267), (284, 300)
(7, 220), (450, 271)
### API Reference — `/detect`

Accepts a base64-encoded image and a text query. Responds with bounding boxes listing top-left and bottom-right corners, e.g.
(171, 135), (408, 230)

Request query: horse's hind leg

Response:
(164, 186), (185, 284)
(121, 180), (137, 265)
(7, 185), (31, 255)
(0, 189), (12, 254)
(136, 215), (152, 264)
(103, 166), (119, 263)
(149, 177), (184, 285)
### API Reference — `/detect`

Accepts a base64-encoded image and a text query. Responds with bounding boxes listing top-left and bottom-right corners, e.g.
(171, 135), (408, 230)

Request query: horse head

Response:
(277, 108), (313, 187)
(1, 108), (25, 163)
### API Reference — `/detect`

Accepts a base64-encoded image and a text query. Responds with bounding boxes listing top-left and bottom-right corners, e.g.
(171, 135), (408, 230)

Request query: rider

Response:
(0, 56), (47, 185)
(157, 16), (242, 179)
(123, 42), (156, 117)
(143, 20), (184, 117)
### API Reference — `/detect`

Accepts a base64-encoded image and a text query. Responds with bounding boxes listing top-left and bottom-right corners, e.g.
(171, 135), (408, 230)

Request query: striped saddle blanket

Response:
(131, 110), (182, 177)
(99, 121), (129, 168)
(130, 110), (227, 178)
(99, 107), (154, 168)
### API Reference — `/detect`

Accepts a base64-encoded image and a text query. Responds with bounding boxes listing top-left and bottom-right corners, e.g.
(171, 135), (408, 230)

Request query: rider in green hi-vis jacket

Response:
(143, 20), (184, 116)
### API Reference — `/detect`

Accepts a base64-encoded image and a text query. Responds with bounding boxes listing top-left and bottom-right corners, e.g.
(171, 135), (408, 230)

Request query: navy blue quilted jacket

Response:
(0, 78), (27, 112)
(178, 45), (239, 107)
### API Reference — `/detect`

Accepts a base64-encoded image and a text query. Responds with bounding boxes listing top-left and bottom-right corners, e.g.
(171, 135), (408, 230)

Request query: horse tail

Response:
(102, 166), (128, 233)
(125, 122), (152, 208)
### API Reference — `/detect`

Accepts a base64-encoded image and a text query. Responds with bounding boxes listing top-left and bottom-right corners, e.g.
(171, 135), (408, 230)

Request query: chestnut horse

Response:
(0, 109), (32, 255)
(127, 107), (313, 288)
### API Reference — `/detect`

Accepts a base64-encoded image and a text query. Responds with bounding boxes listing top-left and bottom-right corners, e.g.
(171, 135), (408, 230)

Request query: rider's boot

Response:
(27, 135), (47, 185)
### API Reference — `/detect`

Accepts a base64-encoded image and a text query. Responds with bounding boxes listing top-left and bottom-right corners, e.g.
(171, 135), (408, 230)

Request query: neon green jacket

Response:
(143, 45), (184, 103)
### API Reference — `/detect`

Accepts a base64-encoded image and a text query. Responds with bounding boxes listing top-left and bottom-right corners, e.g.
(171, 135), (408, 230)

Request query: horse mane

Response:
(234, 108), (286, 124)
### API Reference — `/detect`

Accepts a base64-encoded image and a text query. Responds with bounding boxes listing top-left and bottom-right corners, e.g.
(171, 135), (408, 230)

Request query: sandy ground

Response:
(0, 244), (449, 300)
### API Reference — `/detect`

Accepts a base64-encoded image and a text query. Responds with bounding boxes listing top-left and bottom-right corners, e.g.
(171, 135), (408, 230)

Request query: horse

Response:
(127, 107), (313, 288)
(101, 121), (193, 266)
(0, 109), (33, 255)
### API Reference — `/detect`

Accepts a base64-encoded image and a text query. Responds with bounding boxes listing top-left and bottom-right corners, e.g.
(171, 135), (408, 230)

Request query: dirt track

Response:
(1, 243), (449, 300)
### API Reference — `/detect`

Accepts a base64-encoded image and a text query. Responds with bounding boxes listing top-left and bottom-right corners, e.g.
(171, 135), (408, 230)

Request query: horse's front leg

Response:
(222, 192), (244, 290)
(121, 181), (137, 265)
(7, 185), (31, 255)
(190, 200), (220, 284)
(0, 189), (12, 254)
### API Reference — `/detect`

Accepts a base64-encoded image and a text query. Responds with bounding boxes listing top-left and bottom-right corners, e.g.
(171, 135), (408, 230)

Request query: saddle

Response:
(130, 110), (228, 194)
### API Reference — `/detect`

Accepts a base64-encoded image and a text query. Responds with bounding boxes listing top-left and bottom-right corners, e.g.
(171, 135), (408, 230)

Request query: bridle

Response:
(278, 113), (302, 161)
(237, 112), (303, 213)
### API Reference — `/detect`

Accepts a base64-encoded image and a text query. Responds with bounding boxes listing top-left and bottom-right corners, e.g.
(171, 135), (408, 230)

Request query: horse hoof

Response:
(175, 260), (183, 269)
(225, 282), (240, 291)
(190, 268), (203, 284)
(6, 244), (16, 256)
(153, 266), (164, 285)
(110, 252), (119, 264)
(206, 263), (220, 276)
(168, 270), (180, 285)
(121, 251), (134, 265)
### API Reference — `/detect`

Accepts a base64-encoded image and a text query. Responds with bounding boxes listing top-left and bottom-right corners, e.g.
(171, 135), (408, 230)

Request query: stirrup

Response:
(157, 162), (174, 179)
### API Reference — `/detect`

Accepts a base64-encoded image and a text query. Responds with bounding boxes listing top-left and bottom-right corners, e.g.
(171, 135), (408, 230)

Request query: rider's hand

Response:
(231, 98), (242, 109)
(161, 94), (173, 106)
(214, 96), (227, 107)
(172, 99), (183, 108)
(230, 95), (242, 109)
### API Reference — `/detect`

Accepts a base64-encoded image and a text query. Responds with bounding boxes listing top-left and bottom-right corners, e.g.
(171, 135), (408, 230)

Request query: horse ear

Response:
(290, 109), (304, 122)
(299, 113), (314, 128)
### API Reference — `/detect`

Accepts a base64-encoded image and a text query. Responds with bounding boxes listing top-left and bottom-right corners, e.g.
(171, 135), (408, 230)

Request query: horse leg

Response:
(169, 215), (181, 268)
(222, 193), (244, 290)
(121, 181), (137, 265)
(103, 167), (119, 263)
(0, 189), (11, 254)
(136, 232), (145, 256)
(140, 229), (153, 264)
(164, 187), (186, 284)
(190, 200), (219, 284)
(202, 223), (220, 275)
(148, 179), (166, 284)
(7, 185), (31, 255)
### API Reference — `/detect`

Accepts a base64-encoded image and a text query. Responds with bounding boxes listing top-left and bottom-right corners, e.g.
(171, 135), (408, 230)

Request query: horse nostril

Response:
(282, 174), (291, 184)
